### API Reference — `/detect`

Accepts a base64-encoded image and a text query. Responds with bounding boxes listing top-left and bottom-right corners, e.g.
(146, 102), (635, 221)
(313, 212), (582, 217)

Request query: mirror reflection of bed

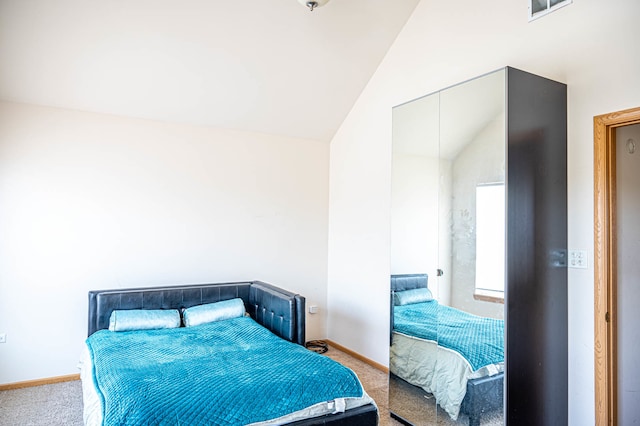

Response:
(389, 69), (506, 426)
(389, 274), (503, 426)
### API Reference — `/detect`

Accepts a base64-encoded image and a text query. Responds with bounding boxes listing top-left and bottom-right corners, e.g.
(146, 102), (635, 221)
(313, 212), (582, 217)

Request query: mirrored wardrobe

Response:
(389, 67), (568, 426)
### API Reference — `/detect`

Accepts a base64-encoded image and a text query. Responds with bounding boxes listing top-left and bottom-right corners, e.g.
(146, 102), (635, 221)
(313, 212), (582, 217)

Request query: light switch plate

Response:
(569, 250), (588, 269)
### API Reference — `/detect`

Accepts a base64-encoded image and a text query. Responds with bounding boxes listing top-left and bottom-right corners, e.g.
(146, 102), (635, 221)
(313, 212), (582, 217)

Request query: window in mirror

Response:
(474, 183), (505, 303)
(529, 0), (572, 21)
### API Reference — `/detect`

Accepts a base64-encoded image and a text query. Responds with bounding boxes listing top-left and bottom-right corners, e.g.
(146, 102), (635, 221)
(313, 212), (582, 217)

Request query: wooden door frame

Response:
(593, 106), (640, 425)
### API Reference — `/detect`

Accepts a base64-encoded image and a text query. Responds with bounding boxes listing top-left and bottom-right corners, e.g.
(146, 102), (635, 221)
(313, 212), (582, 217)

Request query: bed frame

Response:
(87, 280), (378, 426)
(390, 274), (503, 426)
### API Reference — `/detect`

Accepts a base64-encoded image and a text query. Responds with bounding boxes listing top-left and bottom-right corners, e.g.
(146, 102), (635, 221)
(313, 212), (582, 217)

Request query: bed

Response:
(389, 274), (503, 426)
(80, 280), (378, 426)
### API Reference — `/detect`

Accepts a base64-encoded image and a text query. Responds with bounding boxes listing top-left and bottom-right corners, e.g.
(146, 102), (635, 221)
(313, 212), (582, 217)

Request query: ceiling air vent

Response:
(529, 0), (572, 21)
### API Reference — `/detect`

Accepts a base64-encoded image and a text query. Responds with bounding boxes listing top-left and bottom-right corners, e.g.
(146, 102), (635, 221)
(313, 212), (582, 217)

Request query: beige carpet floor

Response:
(0, 379), (84, 426)
(322, 343), (401, 426)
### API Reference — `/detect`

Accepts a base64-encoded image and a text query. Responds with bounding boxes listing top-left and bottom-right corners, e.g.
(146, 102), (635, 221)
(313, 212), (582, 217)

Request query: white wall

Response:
(390, 154), (453, 305)
(390, 154), (439, 278)
(326, 0), (640, 425)
(0, 102), (329, 384)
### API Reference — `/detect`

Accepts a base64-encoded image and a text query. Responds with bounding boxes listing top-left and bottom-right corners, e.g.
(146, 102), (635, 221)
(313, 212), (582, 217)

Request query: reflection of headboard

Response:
(88, 281), (306, 345)
(390, 273), (428, 292)
(390, 274), (428, 339)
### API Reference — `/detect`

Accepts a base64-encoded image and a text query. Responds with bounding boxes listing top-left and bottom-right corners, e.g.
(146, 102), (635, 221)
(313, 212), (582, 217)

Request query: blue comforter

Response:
(393, 300), (504, 371)
(86, 317), (364, 425)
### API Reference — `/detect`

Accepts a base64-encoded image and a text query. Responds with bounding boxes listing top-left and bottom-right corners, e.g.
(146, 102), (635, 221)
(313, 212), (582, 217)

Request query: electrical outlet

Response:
(569, 250), (588, 269)
(0, 333), (6, 343)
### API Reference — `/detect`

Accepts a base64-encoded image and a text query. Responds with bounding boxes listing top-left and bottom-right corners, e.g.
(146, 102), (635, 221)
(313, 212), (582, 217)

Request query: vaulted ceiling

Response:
(0, 0), (420, 141)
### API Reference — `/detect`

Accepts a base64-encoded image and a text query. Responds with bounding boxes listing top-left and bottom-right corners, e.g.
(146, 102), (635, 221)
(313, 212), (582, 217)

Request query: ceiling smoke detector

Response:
(298, 0), (330, 11)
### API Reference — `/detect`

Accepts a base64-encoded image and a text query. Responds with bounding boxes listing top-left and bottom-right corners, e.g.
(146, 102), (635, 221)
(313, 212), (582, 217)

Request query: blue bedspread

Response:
(86, 317), (364, 425)
(393, 300), (504, 371)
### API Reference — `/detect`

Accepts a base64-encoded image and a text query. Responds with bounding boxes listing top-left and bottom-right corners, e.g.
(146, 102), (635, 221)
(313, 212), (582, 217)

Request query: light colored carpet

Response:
(321, 344), (402, 426)
(0, 380), (83, 426)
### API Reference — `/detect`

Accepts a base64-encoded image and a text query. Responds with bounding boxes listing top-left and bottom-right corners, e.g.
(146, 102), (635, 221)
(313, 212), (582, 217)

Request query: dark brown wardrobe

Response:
(505, 68), (567, 425)
(389, 67), (567, 425)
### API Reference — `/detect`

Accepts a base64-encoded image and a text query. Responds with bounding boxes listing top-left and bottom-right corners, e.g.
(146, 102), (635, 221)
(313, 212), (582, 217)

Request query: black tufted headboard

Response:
(88, 280), (306, 345)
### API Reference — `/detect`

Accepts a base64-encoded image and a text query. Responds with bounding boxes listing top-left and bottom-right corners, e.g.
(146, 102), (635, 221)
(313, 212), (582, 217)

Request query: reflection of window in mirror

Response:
(474, 183), (505, 303)
(529, 0), (571, 21)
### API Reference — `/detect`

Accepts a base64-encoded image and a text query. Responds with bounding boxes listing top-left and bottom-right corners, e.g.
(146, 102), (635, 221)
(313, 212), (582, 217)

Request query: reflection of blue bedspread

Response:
(86, 317), (364, 425)
(393, 301), (504, 371)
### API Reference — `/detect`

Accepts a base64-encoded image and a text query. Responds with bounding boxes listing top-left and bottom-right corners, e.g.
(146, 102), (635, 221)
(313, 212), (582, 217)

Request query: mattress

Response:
(79, 317), (374, 426)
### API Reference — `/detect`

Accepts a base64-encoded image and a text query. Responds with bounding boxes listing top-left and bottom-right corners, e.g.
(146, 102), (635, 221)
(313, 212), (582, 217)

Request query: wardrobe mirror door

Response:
(390, 69), (506, 426)
(435, 68), (506, 425)
(390, 90), (441, 425)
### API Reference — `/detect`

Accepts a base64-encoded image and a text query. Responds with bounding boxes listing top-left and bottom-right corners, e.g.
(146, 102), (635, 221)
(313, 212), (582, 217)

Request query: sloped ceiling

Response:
(0, 0), (420, 142)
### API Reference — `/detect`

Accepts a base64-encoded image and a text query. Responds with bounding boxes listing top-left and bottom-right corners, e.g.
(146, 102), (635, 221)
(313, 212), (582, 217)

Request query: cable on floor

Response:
(305, 340), (328, 354)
